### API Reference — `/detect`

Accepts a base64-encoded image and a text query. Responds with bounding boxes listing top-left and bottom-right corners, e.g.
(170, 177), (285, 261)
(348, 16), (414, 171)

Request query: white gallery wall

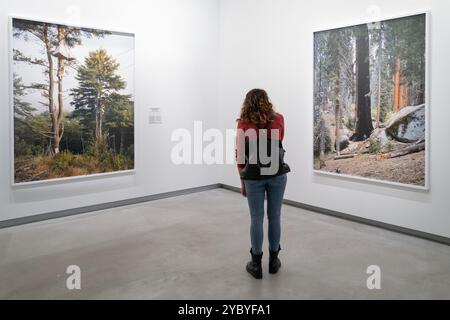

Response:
(218, 0), (450, 238)
(0, 0), (221, 221)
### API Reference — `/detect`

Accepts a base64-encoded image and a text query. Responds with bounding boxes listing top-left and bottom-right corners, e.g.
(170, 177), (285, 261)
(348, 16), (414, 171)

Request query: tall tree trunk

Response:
(43, 25), (58, 155)
(399, 81), (405, 109)
(334, 72), (341, 156)
(95, 108), (100, 139)
(334, 37), (342, 156)
(354, 40), (359, 131)
(319, 116), (326, 169)
(405, 82), (409, 107)
(408, 83), (413, 106)
(314, 37), (320, 106)
(99, 108), (103, 139)
(95, 99), (103, 140)
(393, 57), (401, 113)
(120, 128), (125, 154)
(56, 26), (65, 152)
(353, 25), (374, 141)
(334, 98), (341, 156)
(376, 27), (382, 128)
(417, 59), (425, 105)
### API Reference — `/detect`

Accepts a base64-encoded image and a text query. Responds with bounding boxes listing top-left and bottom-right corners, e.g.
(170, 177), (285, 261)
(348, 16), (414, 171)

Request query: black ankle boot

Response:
(246, 249), (263, 279)
(269, 246), (281, 274)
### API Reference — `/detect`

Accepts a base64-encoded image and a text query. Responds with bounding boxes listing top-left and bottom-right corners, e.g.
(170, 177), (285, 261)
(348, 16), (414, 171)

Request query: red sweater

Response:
(236, 113), (285, 175)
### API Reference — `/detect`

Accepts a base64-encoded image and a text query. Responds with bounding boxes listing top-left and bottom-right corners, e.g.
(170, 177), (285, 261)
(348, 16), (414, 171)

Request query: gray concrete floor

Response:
(0, 189), (449, 299)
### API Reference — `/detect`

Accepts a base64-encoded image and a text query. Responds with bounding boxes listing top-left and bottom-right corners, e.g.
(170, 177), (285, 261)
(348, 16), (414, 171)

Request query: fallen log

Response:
(383, 142), (425, 159)
(415, 138), (425, 145)
(334, 154), (356, 160)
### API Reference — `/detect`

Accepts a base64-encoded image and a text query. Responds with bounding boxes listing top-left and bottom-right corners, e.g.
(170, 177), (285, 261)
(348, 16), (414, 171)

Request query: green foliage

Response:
(14, 139), (33, 156)
(71, 49), (125, 123)
(86, 136), (133, 172)
(13, 74), (36, 118)
(87, 136), (110, 161)
(314, 27), (354, 108)
(104, 93), (134, 155)
(13, 18), (110, 56)
(314, 14), (426, 137)
(50, 151), (82, 172)
(70, 48), (133, 153)
(345, 116), (355, 131)
(381, 14), (426, 107)
(47, 146), (132, 177)
(104, 93), (133, 130)
(368, 137), (381, 154)
(383, 110), (395, 124)
(384, 140), (395, 152)
(13, 21), (134, 182)
(61, 116), (84, 154)
(313, 124), (332, 156)
(14, 113), (51, 156)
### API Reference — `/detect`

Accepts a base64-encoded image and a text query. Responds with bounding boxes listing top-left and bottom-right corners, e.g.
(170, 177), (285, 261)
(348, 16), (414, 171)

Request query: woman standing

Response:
(236, 89), (290, 279)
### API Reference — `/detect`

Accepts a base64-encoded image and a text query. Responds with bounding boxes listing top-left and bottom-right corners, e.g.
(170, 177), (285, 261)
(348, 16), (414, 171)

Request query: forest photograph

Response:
(12, 18), (134, 184)
(313, 14), (427, 187)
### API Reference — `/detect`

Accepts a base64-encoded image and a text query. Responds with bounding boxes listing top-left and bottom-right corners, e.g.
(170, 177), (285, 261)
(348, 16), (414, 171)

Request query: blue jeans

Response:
(244, 174), (287, 255)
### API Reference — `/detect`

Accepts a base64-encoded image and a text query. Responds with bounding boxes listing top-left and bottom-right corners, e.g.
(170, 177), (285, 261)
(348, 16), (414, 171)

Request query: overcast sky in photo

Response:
(12, 20), (135, 114)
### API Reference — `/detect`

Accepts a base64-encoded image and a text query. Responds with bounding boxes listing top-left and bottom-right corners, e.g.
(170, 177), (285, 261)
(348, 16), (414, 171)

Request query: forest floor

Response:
(15, 155), (91, 183)
(14, 152), (133, 183)
(315, 150), (425, 186)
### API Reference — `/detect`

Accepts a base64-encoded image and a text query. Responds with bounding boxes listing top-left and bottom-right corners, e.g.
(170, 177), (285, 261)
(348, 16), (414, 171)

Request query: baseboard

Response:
(2, 182), (449, 246)
(219, 183), (450, 246)
(0, 184), (221, 229)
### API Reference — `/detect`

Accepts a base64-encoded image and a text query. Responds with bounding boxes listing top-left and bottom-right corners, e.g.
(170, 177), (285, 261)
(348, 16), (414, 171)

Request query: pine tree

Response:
(13, 74), (35, 119)
(71, 49), (126, 142)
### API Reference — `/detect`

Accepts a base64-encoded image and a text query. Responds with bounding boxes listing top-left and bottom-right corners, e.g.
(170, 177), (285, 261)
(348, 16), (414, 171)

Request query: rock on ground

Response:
(386, 104), (425, 143)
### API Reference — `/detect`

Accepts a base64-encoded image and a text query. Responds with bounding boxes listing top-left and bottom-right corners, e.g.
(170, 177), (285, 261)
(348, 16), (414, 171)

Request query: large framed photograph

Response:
(10, 17), (135, 186)
(313, 12), (429, 190)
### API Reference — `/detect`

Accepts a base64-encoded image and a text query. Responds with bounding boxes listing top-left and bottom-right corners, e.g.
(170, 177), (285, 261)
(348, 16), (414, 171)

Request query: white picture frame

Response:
(312, 10), (430, 191)
(9, 16), (136, 187)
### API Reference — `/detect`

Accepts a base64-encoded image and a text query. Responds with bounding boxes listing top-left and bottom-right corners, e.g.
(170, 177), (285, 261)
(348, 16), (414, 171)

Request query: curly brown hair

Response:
(239, 89), (275, 125)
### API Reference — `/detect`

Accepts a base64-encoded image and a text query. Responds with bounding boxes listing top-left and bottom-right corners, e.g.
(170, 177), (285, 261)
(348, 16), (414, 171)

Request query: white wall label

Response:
(149, 107), (162, 124)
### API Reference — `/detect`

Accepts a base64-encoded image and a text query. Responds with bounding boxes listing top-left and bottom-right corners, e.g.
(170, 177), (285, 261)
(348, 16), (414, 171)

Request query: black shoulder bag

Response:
(239, 121), (291, 180)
